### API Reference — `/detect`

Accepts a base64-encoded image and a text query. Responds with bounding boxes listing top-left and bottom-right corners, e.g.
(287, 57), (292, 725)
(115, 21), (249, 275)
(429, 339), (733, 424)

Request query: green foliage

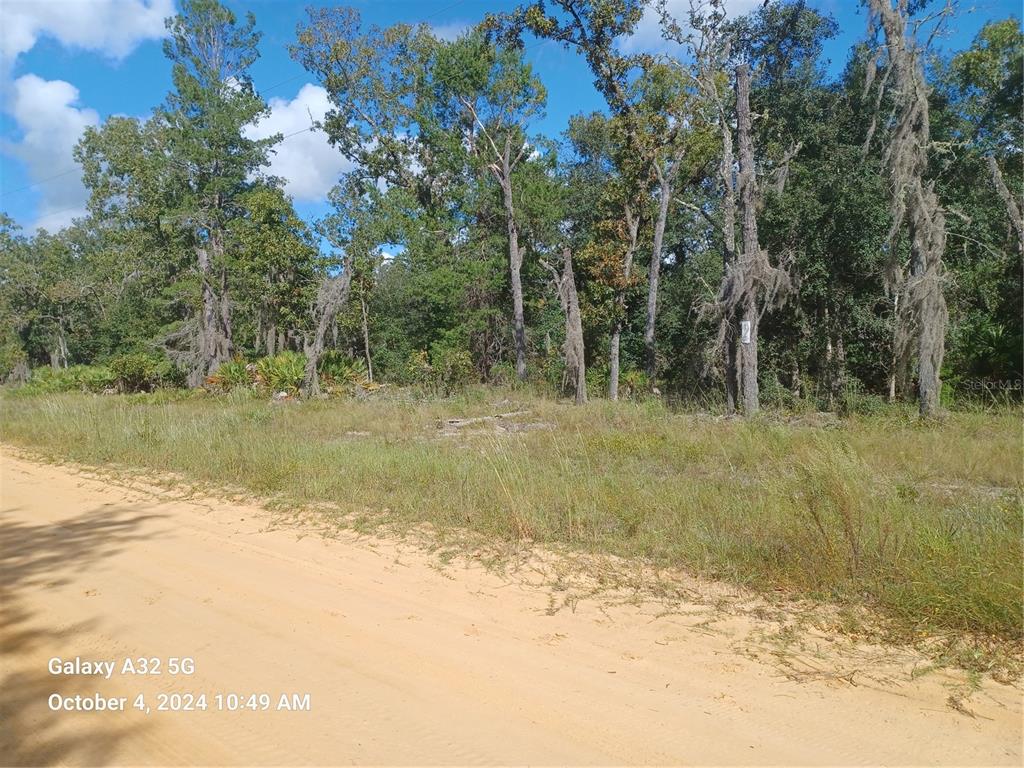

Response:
(17, 365), (116, 395)
(319, 351), (369, 387)
(0, 4), (1019, 414)
(618, 369), (650, 400)
(255, 351), (307, 394)
(838, 380), (897, 417)
(430, 344), (475, 396)
(207, 359), (255, 391)
(109, 353), (184, 393)
(0, 342), (27, 381)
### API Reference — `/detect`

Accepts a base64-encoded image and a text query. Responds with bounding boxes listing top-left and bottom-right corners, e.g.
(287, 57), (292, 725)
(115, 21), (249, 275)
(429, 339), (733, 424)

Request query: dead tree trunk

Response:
(719, 118), (739, 415)
(868, 0), (949, 418)
(561, 249), (585, 405)
(705, 64), (791, 418)
(302, 264), (353, 397)
(736, 63), (762, 416)
(49, 314), (69, 370)
(490, 137), (529, 382)
(546, 247), (587, 405)
(988, 155), (1024, 253)
(644, 153), (683, 381)
(610, 202), (640, 401)
(459, 97), (531, 381)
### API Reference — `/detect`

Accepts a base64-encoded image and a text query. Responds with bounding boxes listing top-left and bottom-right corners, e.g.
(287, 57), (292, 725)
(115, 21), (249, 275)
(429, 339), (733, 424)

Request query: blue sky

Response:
(1, 0), (1018, 233)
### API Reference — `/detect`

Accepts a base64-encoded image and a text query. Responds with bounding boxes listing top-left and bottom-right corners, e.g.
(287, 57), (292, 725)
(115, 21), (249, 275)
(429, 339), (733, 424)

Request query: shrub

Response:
(406, 350), (433, 387)
(74, 365), (117, 393)
(759, 373), (795, 411)
(430, 344), (475, 396)
(108, 353), (183, 393)
(488, 361), (517, 387)
(537, 352), (565, 393)
(319, 351), (369, 387)
(22, 366), (72, 393)
(0, 343), (28, 382)
(619, 369), (650, 400)
(839, 378), (897, 416)
(254, 351), (306, 394)
(15, 364), (117, 394)
(207, 359), (254, 391)
(585, 363), (609, 399)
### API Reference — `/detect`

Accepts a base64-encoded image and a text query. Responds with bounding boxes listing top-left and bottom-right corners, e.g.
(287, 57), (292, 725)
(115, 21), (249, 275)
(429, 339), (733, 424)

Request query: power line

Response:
(1, 168), (80, 197)
(419, 0), (468, 22)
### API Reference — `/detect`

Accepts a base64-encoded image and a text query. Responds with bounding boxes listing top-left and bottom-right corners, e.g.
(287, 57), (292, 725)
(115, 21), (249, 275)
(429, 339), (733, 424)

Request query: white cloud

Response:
(621, 0), (762, 53)
(0, 1), (172, 230)
(2, 74), (99, 230)
(431, 21), (470, 42)
(0, 0), (173, 65)
(245, 83), (353, 203)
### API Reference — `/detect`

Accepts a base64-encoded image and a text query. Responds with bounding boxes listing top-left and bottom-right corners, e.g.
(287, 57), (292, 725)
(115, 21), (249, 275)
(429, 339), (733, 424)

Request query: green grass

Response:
(1, 389), (1021, 645)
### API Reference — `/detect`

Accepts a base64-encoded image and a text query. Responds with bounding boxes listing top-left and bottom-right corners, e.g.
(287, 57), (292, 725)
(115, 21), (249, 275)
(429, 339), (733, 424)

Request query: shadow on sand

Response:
(0, 502), (166, 766)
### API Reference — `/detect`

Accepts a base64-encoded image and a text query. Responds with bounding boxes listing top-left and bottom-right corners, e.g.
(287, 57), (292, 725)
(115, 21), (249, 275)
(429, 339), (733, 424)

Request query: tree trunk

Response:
(835, 332), (847, 408)
(609, 323), (622, 401)
(189, 230), (232, 388)
(218, 263), (233, 362)
(738, 301), (759, 416)
(610, 203), (640, 401)
(360, 290), (373, 383)
(724, 342), (738, 414)
(736, 62), (761, 417)
(192, 245), (220, 387)
(987, 155), (1024, 253)
(644, 164), (673, 380)
(824, 312), (847, 412)
(824, 311), (834, 410)
(558, 247), (587, 405)
(498, 140), (528, 381)
(907, 183), (947, 417)
(869, 0), (948, 419)
(265, 324), (277, 357)
(51, 316), (69, 370)
(719, 92), (739, 414)
(888, 292), (899, 402)
(302, 266), (353, 397)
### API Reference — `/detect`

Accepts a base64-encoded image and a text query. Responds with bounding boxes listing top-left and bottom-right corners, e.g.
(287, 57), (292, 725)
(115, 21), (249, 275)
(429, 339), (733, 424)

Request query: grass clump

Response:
(0, 391), (1020, 645)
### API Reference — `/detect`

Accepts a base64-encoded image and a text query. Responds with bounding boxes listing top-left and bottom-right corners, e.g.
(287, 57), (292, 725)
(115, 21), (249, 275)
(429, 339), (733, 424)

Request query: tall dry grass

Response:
(1, 389), (1020, 641)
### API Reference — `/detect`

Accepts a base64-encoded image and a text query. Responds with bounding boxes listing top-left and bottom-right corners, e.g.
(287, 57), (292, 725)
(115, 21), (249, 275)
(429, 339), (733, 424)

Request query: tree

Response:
(863, 0), (952, 417)
(947, 19), (1023, 252)
(632, 62), (698, 379)
(433, 34), (547, 380)
(77, 0), (279, 386)
(232, 184), (321, 356)
(542, 247), (587, 403)
(564, 112), (644, 399)
(513, 1), (654, 396)
(160, 0), (278, 384)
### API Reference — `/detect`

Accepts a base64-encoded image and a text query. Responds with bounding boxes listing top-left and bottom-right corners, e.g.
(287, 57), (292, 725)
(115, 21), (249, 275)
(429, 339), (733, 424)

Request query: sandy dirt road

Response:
(1, 451), (1020, 767)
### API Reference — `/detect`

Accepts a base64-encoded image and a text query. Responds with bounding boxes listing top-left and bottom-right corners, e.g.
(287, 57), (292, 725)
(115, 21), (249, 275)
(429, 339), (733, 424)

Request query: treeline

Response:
(1, 0), (1020, 415)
